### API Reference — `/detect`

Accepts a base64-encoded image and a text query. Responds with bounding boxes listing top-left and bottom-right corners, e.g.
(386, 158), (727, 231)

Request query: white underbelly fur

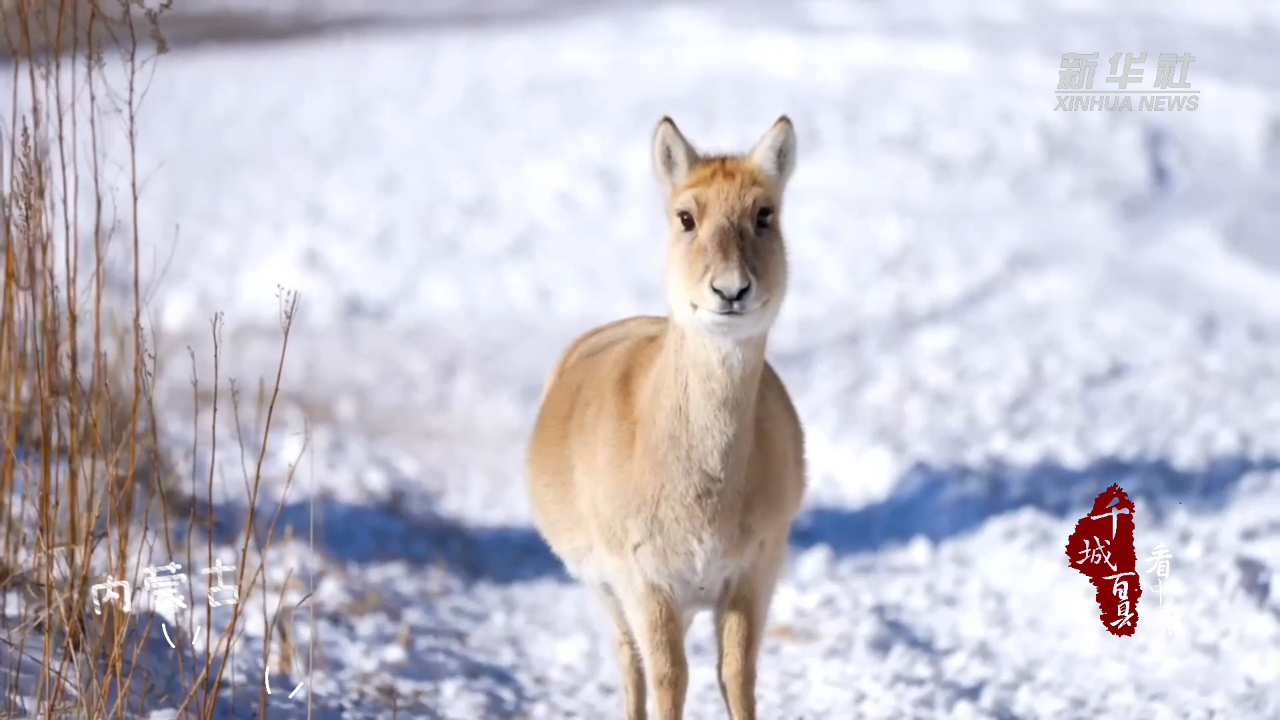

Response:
(569, 534), (749, 631)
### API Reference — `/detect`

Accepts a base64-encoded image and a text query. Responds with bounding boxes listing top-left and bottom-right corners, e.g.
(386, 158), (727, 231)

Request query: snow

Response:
(4, 0), (1280, 718)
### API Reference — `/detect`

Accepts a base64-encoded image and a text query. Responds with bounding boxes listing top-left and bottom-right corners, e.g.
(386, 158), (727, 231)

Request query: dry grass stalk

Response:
(1, 1), (314, 718)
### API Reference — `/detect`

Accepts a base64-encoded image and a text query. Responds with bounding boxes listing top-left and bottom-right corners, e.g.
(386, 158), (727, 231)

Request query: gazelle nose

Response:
(710, 279), (751, 303)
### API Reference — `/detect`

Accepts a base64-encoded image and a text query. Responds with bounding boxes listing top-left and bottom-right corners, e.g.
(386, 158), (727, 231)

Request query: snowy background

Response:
(6, 0), (1280, 718)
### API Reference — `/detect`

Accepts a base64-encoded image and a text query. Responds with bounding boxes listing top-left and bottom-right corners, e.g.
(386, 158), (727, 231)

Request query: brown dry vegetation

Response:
(1, 1), (311, 718)
(0, 0), (370, 61)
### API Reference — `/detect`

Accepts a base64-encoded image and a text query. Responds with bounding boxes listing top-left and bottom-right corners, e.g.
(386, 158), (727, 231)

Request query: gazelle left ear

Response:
(749, 116), (797, 189)
(653, 117), (698, 192)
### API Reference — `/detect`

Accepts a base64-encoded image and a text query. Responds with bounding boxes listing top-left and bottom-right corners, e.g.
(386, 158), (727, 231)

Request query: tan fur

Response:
(526, 116), (806, 720)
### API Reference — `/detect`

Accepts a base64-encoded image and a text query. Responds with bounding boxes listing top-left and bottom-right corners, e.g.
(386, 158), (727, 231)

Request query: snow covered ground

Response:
(6, 0), (1280, 718)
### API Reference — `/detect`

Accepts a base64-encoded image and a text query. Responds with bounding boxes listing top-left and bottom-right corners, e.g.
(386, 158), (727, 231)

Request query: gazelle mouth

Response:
(690, 297), (771, 318)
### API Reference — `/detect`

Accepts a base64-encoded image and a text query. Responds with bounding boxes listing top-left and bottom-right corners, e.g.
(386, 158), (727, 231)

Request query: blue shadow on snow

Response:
(789, 454), (1278, 556)
(202, 493), (570, 585)
(197, 454), (1275, 586)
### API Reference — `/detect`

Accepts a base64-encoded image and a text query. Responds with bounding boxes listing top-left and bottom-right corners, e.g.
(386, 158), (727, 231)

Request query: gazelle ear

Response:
(653, 117), (697, 191)
(749, 116), (797, 188)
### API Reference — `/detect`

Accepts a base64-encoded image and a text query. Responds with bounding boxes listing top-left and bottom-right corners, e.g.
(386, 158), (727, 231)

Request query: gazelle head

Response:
(652, 116), (797, 341)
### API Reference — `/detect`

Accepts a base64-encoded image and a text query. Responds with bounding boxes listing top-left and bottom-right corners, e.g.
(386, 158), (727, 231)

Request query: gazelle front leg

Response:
(716, 542), (785, 720)
(628, 583), (689, 720)
(596, 586), (646, 720)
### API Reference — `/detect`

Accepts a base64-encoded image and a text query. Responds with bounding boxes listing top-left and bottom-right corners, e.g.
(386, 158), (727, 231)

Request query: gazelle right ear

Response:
(653, 117), (697, 192)
(749, 116), (797, 189)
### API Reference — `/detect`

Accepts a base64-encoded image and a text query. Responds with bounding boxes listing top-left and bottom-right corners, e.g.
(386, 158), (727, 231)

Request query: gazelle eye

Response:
(755, 207), (773, 231)
(677, 211), (696, 232)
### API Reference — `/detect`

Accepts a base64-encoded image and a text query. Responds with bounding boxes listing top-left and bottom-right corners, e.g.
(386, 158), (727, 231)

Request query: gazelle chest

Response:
(675, 532), (744, 609)
(636, 506), (751, 615)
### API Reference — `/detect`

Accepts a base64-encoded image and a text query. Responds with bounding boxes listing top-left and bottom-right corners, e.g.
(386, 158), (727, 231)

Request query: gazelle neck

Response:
(648, 319), (769, 480)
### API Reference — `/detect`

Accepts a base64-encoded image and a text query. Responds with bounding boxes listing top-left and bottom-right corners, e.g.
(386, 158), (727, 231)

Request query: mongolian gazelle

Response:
(526, 117), (806, 720)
